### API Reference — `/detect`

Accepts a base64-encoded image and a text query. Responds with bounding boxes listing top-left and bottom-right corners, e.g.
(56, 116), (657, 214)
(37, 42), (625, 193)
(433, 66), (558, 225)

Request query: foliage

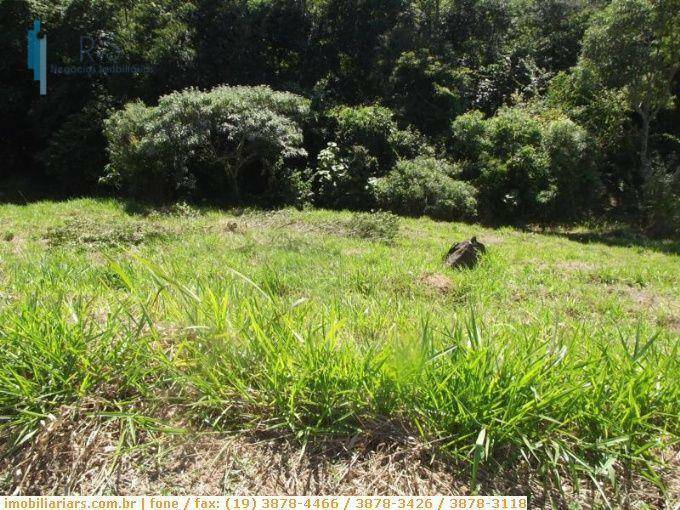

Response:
(326, 105), (425, 172)
(43, 96), (116, 195)
(643, 157), (680, 237)
(2, 0), (680, 227)
(388, 50), (473, 138)
(579, 0), (680, 176)
(313, 106), (429, 209)
(311, 142), (374, 209)
(510, 0), (594, 74)
(547, 66), (638, 202)
(374, 157), (478, 221)
(0, 0), (196, 179)
(103, 85), (310, 203)
(541, 115), (603, 216)
(450, 106), (600, 220)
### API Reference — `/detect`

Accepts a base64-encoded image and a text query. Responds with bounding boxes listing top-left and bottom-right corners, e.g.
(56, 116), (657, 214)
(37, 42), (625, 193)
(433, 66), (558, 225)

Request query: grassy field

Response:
(0, 199), (678, 505)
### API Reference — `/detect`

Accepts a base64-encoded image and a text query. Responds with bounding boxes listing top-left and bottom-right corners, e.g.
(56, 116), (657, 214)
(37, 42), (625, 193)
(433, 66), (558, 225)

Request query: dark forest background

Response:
(1, 0), (678, 234)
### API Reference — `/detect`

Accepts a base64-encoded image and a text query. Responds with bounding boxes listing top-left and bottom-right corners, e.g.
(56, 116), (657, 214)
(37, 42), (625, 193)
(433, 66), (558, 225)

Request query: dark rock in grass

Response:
(444, 236), (486, 269)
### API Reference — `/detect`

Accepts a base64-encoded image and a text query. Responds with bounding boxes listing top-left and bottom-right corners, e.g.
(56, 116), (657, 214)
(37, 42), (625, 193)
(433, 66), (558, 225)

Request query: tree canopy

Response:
(1, 0), (678, 232)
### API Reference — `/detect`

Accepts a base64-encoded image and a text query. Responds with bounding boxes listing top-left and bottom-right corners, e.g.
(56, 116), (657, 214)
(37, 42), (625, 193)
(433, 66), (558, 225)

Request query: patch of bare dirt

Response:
(624, 286), (659, 308)
(658, 315), (680, 333)
(4, 234), (27, 255)
(419, 273), (453, 294)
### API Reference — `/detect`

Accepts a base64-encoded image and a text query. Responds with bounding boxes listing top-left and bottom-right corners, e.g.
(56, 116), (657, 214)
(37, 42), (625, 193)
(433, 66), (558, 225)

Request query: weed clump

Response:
(348, 212), (400, 243)
(43, 218), (169, 248)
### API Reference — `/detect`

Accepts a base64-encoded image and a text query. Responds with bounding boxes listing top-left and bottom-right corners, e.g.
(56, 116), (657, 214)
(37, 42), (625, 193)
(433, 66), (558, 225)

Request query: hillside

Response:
(0, 200), (678, 505)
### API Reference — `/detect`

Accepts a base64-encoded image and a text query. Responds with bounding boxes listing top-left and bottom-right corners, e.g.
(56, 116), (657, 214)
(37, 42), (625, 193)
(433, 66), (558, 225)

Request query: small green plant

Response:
(347, 211), (400, 242)
(2, 232), (14, 242)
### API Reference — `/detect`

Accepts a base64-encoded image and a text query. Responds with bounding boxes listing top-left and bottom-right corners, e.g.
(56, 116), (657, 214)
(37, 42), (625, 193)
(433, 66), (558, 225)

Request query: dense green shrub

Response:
(541, 116), (603, 215)
(312, 142), (378, 209)
(447, 110), (490, 164)
(644, 157), (680, 238)
(313, 105), (430, 209)
(450, 106), (600, 221)
(374, 157), (477, 221)
(327, 105), (425, 171)
(103, 85), (310, 203)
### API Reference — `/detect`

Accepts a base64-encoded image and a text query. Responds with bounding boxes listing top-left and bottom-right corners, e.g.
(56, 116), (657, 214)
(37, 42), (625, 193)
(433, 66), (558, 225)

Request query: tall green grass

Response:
(3, 256), (674, 493)
(0, 294), (156, 449)
(0, 200), (678, 498)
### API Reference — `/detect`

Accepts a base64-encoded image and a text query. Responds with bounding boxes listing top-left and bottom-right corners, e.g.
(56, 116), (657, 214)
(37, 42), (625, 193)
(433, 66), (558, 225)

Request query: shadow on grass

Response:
(539, 226), (680, 256)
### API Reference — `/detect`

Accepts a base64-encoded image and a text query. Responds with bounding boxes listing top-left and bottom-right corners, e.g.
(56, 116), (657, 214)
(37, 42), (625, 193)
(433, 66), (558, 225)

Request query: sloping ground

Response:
(0, 199), (678, 507)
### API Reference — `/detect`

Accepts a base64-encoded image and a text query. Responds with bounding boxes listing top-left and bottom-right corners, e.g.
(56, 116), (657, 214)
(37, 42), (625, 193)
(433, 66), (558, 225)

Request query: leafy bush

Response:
(103, 85), (310, 203)
(347, 211), (400, 243)
(448, 110), (490, 164)
(450, 106), (600, 221)
(312, 142), (378, 209)
(313, 105), (430, 209)
(541, 116), (603, 216)
(328, 105), (425, 171)
(547, 66), (638, 203)
(643, 157), (680, 238)
(374, 157), (477, 221)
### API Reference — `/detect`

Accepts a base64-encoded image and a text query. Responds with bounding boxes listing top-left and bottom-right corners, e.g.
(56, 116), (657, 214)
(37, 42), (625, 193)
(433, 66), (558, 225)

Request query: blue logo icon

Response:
(27, 20), (47, 96)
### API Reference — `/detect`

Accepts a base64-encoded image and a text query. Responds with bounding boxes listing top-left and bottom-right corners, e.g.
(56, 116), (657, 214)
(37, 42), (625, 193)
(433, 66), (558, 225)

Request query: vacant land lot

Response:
(0, 200), (678, 506)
